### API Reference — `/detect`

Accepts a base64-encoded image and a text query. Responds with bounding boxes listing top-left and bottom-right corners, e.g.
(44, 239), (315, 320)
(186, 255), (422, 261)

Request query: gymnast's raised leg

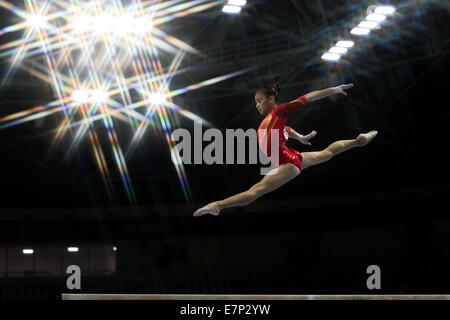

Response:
(193, 130), (378, 217)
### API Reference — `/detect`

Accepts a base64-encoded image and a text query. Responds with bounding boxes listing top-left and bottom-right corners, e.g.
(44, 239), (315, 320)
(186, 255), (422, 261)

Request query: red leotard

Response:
(257, 95), (308, 171)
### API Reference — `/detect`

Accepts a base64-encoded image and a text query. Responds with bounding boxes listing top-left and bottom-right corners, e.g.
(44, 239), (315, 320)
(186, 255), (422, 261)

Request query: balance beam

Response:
(61, 294), (450, 300)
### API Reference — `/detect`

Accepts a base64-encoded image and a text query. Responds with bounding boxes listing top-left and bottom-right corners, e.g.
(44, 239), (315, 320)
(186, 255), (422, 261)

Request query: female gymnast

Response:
(193, 83), (377, 217)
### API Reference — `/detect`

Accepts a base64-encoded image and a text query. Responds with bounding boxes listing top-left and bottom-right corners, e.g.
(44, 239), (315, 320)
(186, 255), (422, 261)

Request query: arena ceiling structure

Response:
(0, 0), (449, 216)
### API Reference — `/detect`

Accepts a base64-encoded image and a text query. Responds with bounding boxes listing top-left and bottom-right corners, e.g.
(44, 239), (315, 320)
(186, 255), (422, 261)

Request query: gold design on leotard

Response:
(266, 115), (279, 145)
(290, 97), (306, 105)
(259, 114), (272, 149)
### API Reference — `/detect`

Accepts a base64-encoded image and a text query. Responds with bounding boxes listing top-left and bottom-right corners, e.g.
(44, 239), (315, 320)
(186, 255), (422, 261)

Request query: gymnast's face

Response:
(255, 91), (275, 115)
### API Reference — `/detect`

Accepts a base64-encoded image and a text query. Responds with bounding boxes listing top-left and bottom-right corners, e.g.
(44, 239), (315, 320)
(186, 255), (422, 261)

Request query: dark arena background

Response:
(0, 0), (450, 304)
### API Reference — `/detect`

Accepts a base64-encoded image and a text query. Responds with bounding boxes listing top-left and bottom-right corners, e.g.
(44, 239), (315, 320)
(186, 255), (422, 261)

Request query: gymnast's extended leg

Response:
(193, 163), (300, 217)
(193, 130), (378, 217)
(301, 130), (378, 170)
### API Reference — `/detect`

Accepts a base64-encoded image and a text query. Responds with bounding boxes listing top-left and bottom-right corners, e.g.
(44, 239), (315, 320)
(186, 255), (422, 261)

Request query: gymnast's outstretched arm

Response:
(287, 127), (317, 146)
(304, 83), (354, 102)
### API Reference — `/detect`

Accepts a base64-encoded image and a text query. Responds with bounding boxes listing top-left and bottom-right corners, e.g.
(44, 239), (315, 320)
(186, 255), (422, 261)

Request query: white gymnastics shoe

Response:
(356, 130), (378, 146)
(193, 203), (220, 217)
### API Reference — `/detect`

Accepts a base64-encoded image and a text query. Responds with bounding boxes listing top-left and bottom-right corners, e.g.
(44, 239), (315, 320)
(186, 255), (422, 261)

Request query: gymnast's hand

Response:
(298, 130), (317, 146)
(333, 83), (354, 96)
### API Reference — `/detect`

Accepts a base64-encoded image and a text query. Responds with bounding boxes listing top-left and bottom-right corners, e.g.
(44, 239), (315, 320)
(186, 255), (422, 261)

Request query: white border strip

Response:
(61, 294), (450, 300)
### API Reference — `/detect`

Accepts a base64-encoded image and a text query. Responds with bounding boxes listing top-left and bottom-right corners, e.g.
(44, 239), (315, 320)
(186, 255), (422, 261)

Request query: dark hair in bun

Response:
(257, 83), (281, 102)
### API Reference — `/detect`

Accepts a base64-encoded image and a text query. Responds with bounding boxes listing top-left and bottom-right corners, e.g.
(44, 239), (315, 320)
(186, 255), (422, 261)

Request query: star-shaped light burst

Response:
(0, 0), (256, 205)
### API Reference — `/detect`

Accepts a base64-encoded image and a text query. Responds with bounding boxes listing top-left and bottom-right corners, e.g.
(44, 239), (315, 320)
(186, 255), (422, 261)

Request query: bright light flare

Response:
(22, 249), (34, 254)
(67, 247), (79, 252)
(359, 21), (379, 29)
(0, 0), (247, 207)
(135, 18), (153, 34)
(71, 90), (89, 103)
(26, 14), (48, 29)
(71, 14), (154, 36)
(365, 13), (386, 22)
(70, 15), (92, 33)
(114, 15), (135, 36)
(350, 27), (371, 35)
(228, 0), (246, 5)
(148, 92), (167, 105)
(321, 53), (341, 61)
(91, 90), (109, 104)
(71, 89), (109, 103)
(329, 47), (348, 54)
(93, 14), (114, 35)
(222, 5), (241, 14)
(375, 6), (396, 15)
(335, 40), (354, 48)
